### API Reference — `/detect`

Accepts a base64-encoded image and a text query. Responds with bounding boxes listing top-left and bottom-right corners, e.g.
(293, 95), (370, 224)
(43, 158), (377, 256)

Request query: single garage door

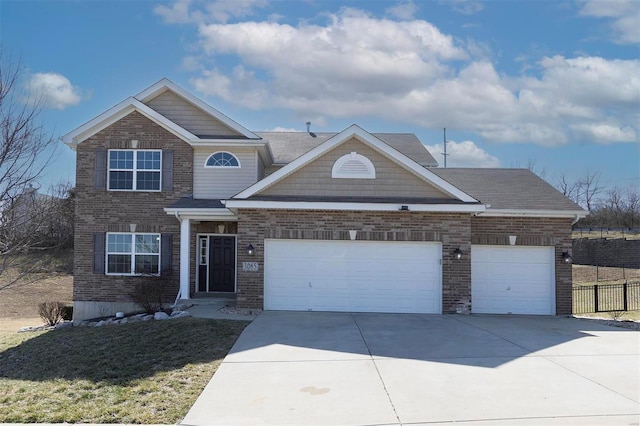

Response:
(472, 245), (555, 315)
(264, 239), (442, 313)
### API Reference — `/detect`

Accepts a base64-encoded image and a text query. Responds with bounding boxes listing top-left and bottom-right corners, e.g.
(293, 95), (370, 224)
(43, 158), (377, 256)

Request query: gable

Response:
(145, 90), (243, 138)
(259, 137), (455, 200)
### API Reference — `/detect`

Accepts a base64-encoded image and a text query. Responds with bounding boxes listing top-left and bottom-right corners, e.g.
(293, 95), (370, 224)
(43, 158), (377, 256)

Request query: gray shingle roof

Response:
(168, 197), (225, 209)
(256, 132), (438, 167)
(430, 168), (585, 211)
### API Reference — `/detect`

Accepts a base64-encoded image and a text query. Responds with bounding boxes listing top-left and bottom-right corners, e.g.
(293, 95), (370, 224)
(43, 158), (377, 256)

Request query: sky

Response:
(1, 0), (639, 195)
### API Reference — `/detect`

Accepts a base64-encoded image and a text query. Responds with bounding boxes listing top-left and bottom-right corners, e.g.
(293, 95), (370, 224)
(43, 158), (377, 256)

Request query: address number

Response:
(242, 262), (259, 272)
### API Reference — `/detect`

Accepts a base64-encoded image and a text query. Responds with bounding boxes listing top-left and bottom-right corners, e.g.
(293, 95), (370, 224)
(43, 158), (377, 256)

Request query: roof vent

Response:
(306, 121), (316, 138)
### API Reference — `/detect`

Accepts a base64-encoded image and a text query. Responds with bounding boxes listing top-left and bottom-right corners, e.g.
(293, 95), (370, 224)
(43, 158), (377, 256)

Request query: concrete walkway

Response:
(182, 312), (640, 426)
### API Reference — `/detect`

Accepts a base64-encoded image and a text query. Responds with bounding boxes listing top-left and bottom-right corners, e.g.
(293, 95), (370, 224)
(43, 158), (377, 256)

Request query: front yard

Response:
(0, 317), (248, 423)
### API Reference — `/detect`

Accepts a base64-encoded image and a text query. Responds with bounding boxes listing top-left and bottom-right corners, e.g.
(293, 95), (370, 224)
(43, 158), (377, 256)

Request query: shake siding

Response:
(145, 90), (241, 137)
(193, 147), (259, 198)
(260, 138), (454, 199)
(257, 153), (265, 180)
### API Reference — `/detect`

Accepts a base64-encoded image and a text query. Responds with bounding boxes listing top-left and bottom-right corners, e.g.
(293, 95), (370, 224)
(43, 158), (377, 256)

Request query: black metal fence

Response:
(573, 281), (640, 314)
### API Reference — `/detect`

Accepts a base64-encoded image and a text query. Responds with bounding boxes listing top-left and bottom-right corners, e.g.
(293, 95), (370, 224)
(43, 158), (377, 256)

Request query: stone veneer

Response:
(73, 111), (193, 320)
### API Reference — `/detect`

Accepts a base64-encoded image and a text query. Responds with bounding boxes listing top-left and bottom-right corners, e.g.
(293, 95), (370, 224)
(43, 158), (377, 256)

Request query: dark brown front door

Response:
(209, 236), (236, 292)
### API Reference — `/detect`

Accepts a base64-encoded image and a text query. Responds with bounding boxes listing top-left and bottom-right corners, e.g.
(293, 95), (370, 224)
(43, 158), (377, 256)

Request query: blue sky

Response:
(1, 0), (639, 194)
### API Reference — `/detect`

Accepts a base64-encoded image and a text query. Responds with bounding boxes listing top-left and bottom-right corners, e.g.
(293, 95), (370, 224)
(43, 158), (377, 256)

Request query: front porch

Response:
(164, 197), (241, 302)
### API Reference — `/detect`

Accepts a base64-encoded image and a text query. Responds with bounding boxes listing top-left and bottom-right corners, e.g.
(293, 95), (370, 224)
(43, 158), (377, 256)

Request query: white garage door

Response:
(264, 239), (442, 314)
(472, 245), (555, 315)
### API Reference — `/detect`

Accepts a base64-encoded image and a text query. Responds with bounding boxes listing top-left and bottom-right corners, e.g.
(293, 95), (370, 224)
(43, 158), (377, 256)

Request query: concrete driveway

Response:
(182, 313), (640, 426)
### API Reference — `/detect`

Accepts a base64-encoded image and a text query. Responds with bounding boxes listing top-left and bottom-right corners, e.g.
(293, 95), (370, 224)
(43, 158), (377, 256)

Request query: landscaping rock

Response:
(120, 317), (128, 324)
(95, 320), (105, 327)
(55, 321), (73, 330)
(141, 314), (154, 321)
(170, 310), (191, 319)
(154, 312), (169, 320)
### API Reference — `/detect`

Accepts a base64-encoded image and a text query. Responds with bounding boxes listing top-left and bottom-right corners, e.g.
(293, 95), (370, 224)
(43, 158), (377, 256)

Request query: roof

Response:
(235, 124), (476, 203)
(431, 168), (586, 212)
(167, 197), (225, 209)
(256, 131), (438, 167)
(63, 79), (260, 148)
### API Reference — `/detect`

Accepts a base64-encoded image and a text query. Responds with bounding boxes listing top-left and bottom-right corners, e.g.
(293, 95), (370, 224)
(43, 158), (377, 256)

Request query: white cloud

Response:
(154, 0), (267, 24)
(269, 126), (300, 132)
(447, 0), (484, 15)
(162, 6), (638, 146)
(386, 1), (419, 20)
(579, 0), (640, 44)
(426, 140), (500, 168)
(27, 73), (82, 110)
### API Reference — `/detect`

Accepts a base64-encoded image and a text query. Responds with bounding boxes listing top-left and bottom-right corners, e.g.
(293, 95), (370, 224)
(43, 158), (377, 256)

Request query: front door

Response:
(197, 235), (236, 292)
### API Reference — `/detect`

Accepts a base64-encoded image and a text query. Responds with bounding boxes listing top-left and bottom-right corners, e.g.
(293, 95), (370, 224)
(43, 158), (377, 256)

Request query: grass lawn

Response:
(576, 310), (640, 321)
(0, 317), (249, 423)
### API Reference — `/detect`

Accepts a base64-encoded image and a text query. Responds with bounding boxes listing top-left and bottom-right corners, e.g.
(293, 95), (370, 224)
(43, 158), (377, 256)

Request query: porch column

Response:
(180, 217), (190, 300)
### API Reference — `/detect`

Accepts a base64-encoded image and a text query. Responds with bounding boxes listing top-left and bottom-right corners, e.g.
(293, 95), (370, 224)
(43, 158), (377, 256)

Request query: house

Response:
(63, 79), (587, 321)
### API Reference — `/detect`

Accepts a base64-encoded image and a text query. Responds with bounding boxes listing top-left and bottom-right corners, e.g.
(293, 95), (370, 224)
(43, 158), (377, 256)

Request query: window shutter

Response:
(161, 233), (172, 275)
(93, 232), (105, 274)
(162, 150), (174, 191)
(95, 149), (107, 190)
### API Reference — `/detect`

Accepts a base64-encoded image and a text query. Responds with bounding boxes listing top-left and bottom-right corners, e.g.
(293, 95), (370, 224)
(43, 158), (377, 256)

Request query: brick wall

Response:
(236, 209), (472, 314)
(471, 216), (574, 314)
(236, 212), (573, 315)
(572, 238), (640, 268)
(74, 111), (192, 304)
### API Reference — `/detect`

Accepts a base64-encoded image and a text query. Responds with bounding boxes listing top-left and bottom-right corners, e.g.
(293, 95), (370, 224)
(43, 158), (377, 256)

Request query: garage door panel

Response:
(265, 239), (441, 314)
(472, 246), (555, 315)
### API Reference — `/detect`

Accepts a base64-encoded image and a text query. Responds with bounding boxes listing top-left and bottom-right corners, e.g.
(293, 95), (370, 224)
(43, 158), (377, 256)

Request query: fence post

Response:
(623, 282), (628, 311)
(594, 284), (599, 313)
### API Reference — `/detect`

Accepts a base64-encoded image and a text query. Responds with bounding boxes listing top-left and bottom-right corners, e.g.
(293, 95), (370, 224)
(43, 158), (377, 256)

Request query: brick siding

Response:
(236, 209), (472, 314)
(471, 216), (574, 314)
(235, 212), (573, 315)
(74, 111), (192, 304)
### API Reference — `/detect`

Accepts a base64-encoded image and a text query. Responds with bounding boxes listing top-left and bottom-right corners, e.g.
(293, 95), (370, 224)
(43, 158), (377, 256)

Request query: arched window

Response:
(331, 152), (376, 179)
(205, 152), (240, 168)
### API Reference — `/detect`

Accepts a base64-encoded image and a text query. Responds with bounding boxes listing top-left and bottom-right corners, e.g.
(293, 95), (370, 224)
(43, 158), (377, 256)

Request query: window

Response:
(205, 151), (240, 168)
(331, 152), (376, 179)
(108, 150), (161, 191)
(106, 233), (160, 275)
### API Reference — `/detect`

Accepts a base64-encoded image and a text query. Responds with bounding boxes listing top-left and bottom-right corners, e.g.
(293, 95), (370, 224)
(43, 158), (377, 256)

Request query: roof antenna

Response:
(306, 121), (317, 138)
(442, 127), (449, 168)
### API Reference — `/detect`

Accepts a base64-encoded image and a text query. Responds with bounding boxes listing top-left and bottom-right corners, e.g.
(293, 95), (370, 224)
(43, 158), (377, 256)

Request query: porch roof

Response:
(164, 197), (236, 220)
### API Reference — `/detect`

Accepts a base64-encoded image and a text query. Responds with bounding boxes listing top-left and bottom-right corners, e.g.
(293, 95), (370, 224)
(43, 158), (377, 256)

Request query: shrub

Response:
(130, 275), (171, 313)
(61, 304), (73, 321)
(38, 301), (65, 326)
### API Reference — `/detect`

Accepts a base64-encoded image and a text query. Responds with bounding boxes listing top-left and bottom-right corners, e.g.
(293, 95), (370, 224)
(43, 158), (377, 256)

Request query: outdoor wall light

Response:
(562, 251), (572, 264)
(453, 248), (463, 260)
(246, 244), (255, 256)
(400, 205), (409, 211)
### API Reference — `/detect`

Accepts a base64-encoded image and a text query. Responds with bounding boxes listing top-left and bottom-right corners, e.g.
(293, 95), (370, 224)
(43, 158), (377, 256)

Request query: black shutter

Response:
(162, 150), (174, 191)
(93, 232), (105, 274)
(95, 149), (107, 190)
(161, 233), (172, 275)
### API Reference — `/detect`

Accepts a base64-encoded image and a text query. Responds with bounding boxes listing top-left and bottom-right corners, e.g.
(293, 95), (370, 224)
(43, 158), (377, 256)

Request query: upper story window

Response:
(108, 150), (161, 191)
(332, 152), (376, 179)
(106, 232), (160, 275)
(205, 151), (240, 168)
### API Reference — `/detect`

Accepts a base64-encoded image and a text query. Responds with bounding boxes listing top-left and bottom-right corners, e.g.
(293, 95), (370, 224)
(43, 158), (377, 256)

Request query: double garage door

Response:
(264, 239), (442, 314)
(263, 240), (555, 315)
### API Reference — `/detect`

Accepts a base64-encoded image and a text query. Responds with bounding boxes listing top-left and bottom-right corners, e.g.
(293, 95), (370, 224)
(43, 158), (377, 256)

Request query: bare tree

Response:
(578, 170), (603, 211)
(557, 173), (580, 204)
(0, 49), (65, 288)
